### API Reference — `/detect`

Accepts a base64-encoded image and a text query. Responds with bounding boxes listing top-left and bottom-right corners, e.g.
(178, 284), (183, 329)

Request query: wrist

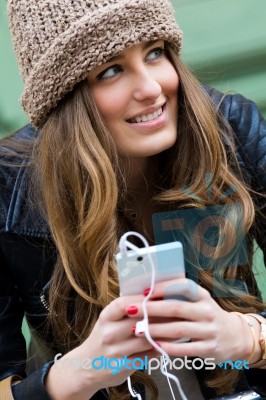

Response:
(246, 313), (266, 368)
(45, 352), (99, 400)
(231, 312), (261, 364)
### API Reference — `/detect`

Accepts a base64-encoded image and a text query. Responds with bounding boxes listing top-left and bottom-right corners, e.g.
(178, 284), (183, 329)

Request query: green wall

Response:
(174, 0), (266, 116)
(1, 0), (266, 137)
(0, 1), (28, 136)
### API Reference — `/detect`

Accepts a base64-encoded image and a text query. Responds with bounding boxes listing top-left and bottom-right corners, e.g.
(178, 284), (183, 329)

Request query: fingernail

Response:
(126, 305), (138, 315)
(143, 288), (151, 296)
(132, 326), (136, 334)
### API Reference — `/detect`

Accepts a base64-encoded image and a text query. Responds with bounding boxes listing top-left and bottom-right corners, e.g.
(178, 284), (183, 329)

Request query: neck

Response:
(124, 155), (159, 193)
(120, 156), (161, 244)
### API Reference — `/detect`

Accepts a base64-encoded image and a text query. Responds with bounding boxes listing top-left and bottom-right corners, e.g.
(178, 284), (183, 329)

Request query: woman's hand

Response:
(125, 278), (256, 365)
(46, 294), (157, 400)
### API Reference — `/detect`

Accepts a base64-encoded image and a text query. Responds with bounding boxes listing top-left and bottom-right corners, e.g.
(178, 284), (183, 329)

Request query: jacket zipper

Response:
(40, 293), (51, 313)
(40, 291), (79, 336)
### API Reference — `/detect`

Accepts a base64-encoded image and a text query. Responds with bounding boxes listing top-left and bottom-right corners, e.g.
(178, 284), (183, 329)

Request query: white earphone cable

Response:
(118, 231), (188, 400)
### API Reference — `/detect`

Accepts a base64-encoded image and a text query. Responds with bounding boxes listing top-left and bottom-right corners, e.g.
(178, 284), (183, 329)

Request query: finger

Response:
(100, 295), (144, 322)
(129, 348), (159, 362)
(146, 321), (213, 341)
(148, 278), (205, 302)
(156, 339), (217, 359)
(112, 337), (154, 358)
(126, 298), (214, 322)
(100, 317), (143, 344)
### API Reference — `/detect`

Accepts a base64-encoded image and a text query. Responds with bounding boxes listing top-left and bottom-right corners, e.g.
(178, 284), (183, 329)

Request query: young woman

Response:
(1, 0), (266, 399)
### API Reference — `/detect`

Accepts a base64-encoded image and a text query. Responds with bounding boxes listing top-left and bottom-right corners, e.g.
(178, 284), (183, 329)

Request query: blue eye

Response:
(97, 65), (122, 80)
(146, 47), (165, 61)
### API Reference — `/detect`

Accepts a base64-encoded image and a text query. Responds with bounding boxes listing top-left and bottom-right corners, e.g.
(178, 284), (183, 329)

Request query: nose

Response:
(132, 67), (162, 102)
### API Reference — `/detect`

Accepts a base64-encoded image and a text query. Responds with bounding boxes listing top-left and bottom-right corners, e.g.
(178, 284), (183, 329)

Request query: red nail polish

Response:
(126, 305), (138, 315)
(143, 288), (151, 296)
(132, 326), (136, 334)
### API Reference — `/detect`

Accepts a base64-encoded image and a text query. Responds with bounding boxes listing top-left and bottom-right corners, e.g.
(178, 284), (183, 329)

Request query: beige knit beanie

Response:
(8, 0), (182, 128)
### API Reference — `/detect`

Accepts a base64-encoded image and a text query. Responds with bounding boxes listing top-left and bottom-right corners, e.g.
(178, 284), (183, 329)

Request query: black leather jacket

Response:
(0, 87), (266, 399)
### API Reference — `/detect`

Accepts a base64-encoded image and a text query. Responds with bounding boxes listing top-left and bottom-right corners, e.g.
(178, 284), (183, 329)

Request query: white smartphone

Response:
(116, 241), (185, 296)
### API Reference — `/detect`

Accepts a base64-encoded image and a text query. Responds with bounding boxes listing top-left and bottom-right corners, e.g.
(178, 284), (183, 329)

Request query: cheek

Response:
(91, 89), (112, 120)
(90, 86), (125, 127)
(165, 66), (179, 95)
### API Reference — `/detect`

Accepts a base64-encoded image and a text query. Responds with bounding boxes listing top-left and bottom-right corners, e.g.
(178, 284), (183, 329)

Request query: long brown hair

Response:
(28, 44), (265, 397)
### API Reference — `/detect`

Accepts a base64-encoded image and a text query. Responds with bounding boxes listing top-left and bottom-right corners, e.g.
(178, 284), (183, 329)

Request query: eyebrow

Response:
(106, 40), (160, 63)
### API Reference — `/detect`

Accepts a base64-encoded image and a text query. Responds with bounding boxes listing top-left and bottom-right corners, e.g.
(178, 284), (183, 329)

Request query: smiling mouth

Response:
(127, 105), (165, 123)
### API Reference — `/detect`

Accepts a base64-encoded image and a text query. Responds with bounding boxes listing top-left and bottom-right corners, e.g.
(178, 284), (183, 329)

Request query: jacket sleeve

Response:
(226, 93), (266, 398)
(227, 94), (266, 186)
(219, 92), (266, 257)
(0, 245), (26, 380)
(0, 237), (53, 400)
(206, 86), (266, 262)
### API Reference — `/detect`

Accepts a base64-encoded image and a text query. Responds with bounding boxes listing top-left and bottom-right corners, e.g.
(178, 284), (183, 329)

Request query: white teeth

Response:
(131, 107), (163, 123)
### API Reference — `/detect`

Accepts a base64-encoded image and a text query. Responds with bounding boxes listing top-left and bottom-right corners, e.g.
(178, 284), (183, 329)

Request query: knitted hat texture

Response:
(8, 0), (182, 128)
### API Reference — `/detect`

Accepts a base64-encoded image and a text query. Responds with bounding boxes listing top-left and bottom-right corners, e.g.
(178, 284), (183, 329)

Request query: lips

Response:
(127, 104), (165, 124)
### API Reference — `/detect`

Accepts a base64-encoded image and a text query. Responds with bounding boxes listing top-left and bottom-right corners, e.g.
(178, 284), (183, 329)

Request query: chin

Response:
(139, 142), (176, 157)
(151, 136), (177, 155)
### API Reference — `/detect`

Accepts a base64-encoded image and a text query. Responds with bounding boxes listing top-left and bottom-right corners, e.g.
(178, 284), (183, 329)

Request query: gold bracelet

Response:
(232, 312), (256, 363)
(246, 313), (266, 368)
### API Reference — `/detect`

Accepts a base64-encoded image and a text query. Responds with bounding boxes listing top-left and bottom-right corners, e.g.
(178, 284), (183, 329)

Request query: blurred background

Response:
(1, 0), (266, 137)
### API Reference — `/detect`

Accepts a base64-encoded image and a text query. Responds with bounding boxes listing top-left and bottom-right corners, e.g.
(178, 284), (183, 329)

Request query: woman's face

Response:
(87, 40), (179, 159)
